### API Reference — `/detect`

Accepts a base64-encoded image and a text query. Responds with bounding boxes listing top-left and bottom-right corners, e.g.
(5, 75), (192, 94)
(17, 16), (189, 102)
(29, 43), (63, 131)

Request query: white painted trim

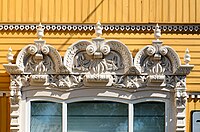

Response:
(63, 102), (67, 132)
(129, 103), (133, 132)
(0, 24), (199, 32)
(0, 91), (10, 97)
(25, 96), (172, 132)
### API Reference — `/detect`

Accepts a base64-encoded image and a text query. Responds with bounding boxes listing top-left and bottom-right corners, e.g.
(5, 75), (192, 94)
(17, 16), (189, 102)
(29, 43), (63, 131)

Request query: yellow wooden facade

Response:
(0, 0), (200, 132)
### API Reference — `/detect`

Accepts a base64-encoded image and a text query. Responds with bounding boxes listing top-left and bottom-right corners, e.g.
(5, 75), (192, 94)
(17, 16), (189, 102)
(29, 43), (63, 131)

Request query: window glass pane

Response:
(31, 101), (62, 132)
(134, 102), (165, 132)
(67, 101), (128, 132)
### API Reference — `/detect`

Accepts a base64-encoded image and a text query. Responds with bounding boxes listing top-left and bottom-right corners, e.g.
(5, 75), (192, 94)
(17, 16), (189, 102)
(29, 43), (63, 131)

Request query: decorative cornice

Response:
(0, 24), (199, 33)
(187, 92), (200, 99)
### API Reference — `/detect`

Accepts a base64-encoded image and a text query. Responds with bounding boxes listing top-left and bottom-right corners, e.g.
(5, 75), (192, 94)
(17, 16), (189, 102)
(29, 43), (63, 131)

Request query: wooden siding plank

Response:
(136, 0), (142, 22)
(101, 0), (109, 22)
(35, 0), (41, 22)
(95, 0), (103, 22)
(189, 0), (196, 22)
(28, 0), (34, 22)
(116, 0), (122, 22)
(155, 0), (162, 22)
(61, 0), (68, 22)
(8, 0), (15, 22)
(169, 0), (176, 22)
(162, 0), (169, 22)
(142, 0), (149, 22)
(75, 0), (82, 22)
(82, 0), (89, 22)
(149, 0), (155, 22)
(183, 0), (189, 22)
(108, 0), (115, 22)
(129, 0), (136, 22)
(197, 0), (200, 22)
(41, 0), (48, 22)
(48, 0), (54, 22)
(22, 0), (28, 22)
(55, 0), (61, 22)
(2, 0), (8, 22)
(123, 0), (129, 22)
(176, 0), (183, 22)
(16, 0), (22, 22)
(1, 95), (7, 132)
(0, 0), (2, 21)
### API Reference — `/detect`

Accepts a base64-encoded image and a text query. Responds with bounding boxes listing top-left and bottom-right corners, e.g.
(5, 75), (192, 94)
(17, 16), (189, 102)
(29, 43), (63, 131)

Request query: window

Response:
(30, 100), (165, 132)
(134, 102), (165, 132)
(67, 101), (128, 132)
(30, 101), (62, 132)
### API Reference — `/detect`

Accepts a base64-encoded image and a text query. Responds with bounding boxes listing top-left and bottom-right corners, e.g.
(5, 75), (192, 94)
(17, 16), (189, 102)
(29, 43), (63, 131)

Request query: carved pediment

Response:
(3, 23), (193, 89)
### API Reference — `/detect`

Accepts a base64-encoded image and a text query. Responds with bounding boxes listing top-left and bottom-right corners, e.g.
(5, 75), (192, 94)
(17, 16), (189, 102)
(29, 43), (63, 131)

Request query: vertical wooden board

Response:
(48, 0), (54, 22)
(176, 0), (183, 22)
(136, 0), (142, 22)
(95, 0), (103, 22)
(0, 95), (7, 132)
(88, 0), (96, 22)
(55, 0), (61, 22)
(101, 0), (108, 22)
(142, 0), (149, 23)
(183, 0), (189, 22)
(28, 0), (34, 22)
(122, 0), (129, 22)
(41, 0), (48, 22)
(2, 0), (8, 22)
(8, 0), (15, 21)
(189, 0), (196, 22)
(0, 97), (1, 132)
(169, 0), (175, 22)
(116, 0), (122, 22)
(22, 0), (28, 22)
(6, 97), (10, 132)
(156, 0), (162, 22)
(129, 0), (136, 22)
(162, 0), (169, 22)
(108, 0), (115, 22)
(81, 0), (88, 22)
(149, 0), (155, 22)
(15, 0), (22, 22)
(75, 0), (82, 22)
(35, 0), (41, 22)
(197, 0), (200, 22)
(68, 0), (75, 22)
(0, 0), (2, 21)
(61, 0), (68, 22)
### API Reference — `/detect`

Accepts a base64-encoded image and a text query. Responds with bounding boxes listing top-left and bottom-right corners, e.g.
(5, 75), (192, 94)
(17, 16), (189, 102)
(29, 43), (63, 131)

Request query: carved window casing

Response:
(3, 23), (193, 132)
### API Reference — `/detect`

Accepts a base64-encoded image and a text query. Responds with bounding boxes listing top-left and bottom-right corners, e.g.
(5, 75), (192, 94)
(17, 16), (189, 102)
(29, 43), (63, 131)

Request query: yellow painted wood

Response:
(176, 0), (183, 22)
(197, 0), (200, 22)
(142, 0), (149, 22)
(136, 0), (142, 22)
(129, 0), (136, 22)
(61, 0), (68, 22)
(0, 95), (9, 132)
(0, 0), (199, 23)
(190, 0), (196, 22)
(42, 0), (48, 22)
(2, 0), (8, 22)
(57, 0), (62, 22)
(48, 0), (54, 22)
(28, 0), (34, 22)
(183, 0), (189, 22)
(122, 0), (129, 22)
